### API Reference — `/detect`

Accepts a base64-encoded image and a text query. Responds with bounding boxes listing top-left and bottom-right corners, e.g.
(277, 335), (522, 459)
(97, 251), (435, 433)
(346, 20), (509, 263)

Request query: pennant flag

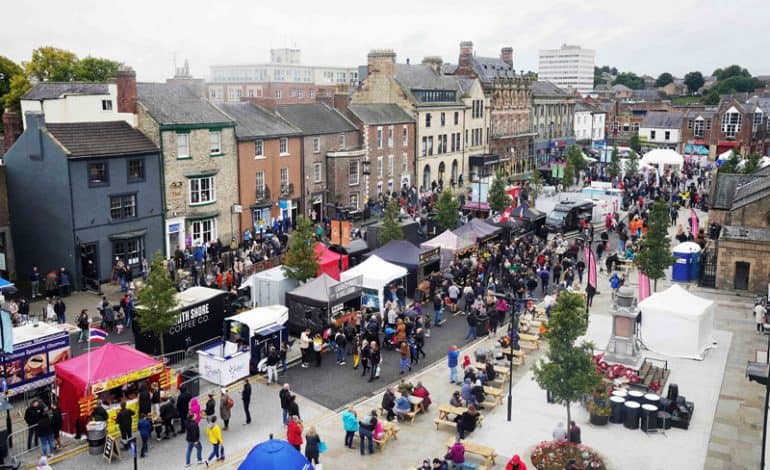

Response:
(638, 270), (651, 301)
(584, 246), (598, 289)
(88, 327), (108, 342)
(690, 208), (698, 237)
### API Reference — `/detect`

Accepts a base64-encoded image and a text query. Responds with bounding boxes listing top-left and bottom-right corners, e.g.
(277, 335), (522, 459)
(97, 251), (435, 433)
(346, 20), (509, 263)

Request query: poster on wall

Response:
(361, 288), (380, 311)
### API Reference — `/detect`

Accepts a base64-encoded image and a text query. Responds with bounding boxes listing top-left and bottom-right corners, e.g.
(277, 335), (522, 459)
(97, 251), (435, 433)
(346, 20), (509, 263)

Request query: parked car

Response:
(545, 200), (594, 233)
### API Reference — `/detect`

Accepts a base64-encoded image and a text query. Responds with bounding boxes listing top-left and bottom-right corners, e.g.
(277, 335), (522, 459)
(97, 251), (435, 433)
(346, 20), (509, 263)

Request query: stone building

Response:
(448, 41), (534, 178)
(274, 103), (361, 221)
(216, 102), (302, 234)
(136, 82), (239, 253)
(532, 81), (576, 168)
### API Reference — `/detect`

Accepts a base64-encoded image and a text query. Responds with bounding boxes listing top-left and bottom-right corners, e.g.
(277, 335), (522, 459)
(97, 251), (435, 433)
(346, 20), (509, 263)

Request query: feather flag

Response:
(690, 208), (698, 237)
(584, 245), (597, 289)
(638, 270), (651, 302)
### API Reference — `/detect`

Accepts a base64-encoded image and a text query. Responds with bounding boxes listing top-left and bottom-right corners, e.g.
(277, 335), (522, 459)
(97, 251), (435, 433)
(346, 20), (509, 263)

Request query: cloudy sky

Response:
(3, 0), (769, 82)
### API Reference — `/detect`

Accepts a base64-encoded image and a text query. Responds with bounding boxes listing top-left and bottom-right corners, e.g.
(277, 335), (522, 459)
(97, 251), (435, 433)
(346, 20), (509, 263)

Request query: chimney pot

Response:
(116, 66), (137, 114)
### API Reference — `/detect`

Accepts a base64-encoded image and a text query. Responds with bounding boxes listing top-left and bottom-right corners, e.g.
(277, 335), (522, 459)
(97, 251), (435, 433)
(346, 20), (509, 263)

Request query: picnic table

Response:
(434, 404), (484, 431)
(352, 415), (399, 450)
(518, 333), (540, 350)
(409, 395), (425, 415)
(445, 437), (497, 466)
(483, 386), (503, 406)
(470, 362), (510, 379)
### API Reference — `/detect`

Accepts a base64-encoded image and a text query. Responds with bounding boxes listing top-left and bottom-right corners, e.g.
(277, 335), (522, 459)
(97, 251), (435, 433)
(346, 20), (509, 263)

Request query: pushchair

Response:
(384, 326), (397, 350)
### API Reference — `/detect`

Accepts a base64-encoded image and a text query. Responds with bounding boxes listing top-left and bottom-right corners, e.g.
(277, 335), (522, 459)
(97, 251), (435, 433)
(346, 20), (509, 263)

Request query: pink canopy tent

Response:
(315, 243), (349, 280)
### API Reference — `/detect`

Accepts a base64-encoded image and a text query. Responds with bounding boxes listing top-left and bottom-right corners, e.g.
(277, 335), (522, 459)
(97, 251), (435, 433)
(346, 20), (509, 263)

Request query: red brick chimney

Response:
(116, 66), (137, 114)
(2, 108), (22, 152)
(500, 47), (513, 67)
(456, 41), (474, 76)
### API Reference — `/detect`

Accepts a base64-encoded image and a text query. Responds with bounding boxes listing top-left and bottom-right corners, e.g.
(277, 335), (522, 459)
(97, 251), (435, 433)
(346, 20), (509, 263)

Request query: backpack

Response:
(226, 396), (234, 409)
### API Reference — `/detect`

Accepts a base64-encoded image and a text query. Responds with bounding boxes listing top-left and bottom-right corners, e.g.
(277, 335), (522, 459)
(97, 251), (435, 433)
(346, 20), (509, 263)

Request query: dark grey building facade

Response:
(5, 113), (164, 288)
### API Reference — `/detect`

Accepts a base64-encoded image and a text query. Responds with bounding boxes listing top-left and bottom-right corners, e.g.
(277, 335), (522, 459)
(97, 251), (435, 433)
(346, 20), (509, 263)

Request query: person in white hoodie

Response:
(299, 329), (311, 368)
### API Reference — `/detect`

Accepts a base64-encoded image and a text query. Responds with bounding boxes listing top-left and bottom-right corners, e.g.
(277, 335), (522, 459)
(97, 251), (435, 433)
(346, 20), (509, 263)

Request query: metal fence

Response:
(6, 413), (70, 463)
(154, 349), (187, 366)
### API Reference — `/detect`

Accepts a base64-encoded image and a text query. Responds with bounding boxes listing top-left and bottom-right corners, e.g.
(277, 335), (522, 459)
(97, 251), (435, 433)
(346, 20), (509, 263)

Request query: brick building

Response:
(217, 102), (302, 234)
(274, 103), (361, 222)
(345, 103), (416, 203)
(532, 81), (576, 168)
(136, 82), (239, 253)
(605, 100), (672, 148)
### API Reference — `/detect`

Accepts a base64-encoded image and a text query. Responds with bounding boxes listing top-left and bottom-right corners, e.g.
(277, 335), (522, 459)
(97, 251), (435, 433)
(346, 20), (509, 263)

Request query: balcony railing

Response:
(280, 182), (294, 196)
(256, 185), (270, 202)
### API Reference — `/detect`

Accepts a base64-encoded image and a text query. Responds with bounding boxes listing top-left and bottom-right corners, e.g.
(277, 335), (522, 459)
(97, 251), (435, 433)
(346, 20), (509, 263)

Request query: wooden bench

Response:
(435, 404), (485, 431)
(519, 333), (540, 350)
(483, 386), (503, 406)
(470, 362), (511, 380)
(445, 437), (497, 466)
(352, 421), (399, 450)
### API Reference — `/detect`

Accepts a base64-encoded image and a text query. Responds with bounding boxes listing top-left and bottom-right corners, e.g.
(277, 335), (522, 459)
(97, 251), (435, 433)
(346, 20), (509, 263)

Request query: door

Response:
(80, 242), (99, 290)
(734, 262), (750, 290)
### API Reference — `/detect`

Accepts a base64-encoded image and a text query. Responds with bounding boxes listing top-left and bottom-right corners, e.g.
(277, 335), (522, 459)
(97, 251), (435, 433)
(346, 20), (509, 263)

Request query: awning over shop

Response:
(684, 143), (709, 155)
(108, 229), (148, 241)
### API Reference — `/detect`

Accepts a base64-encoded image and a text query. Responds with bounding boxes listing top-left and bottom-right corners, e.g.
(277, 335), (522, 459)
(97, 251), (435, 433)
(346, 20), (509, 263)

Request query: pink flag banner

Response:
(690, 208), (698, 237)
(638, 270), (651, 301)
(584, 246), (597, 289)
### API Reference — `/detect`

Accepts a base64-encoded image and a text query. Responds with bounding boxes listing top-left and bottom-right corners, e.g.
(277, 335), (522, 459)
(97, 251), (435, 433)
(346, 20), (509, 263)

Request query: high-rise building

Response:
(538, 44), (595, 95)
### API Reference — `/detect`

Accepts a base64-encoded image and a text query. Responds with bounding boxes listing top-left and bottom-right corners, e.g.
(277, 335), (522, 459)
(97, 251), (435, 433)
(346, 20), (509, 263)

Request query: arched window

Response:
(422, 164), (431, 191)
(451, 159), (459, 183)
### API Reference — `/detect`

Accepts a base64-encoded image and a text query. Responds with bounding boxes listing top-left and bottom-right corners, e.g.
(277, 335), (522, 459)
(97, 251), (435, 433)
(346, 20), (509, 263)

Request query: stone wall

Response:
(716, 238), (770, 293)
(727, 198), (770, 229)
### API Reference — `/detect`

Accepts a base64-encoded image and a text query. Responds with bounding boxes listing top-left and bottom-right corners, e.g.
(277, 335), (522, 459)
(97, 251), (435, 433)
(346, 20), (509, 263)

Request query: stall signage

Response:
(331, 303), (344, 314)
(328, 275), (362, 303)
(3, 330), (70, 397)
(330, 220), (341, 245)
(419, 247), (441, 265)
(90, 363), (164, 395)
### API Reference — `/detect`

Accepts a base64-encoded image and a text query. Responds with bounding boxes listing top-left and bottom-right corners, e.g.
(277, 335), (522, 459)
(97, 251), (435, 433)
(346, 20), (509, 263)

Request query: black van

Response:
(545, 200), (594, 233)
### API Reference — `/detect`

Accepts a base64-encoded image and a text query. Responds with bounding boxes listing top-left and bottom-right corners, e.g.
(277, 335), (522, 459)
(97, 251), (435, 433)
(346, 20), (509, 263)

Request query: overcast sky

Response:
(3, 0), (769, 82)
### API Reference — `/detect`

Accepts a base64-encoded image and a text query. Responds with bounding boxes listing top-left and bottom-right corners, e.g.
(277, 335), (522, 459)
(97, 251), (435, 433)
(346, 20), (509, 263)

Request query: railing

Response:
(154, 349), (188, 367)
(280, 182), (295, 196)
(256, 186), (270, 201)
(6, 413), (70, 463)
(185, 337), (224, 360)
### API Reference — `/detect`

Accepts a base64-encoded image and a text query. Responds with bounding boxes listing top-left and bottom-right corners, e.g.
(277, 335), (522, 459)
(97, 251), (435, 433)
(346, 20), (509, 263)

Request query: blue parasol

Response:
(238, 438), (314, 470)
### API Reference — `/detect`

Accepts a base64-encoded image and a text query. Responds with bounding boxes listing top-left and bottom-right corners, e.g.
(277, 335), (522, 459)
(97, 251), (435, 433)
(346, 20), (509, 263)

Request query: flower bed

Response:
(530, 440), (607, 470)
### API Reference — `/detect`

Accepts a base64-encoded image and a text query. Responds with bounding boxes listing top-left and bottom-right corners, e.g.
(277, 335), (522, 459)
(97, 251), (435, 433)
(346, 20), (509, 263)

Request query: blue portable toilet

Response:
(672, 242), (702, 282)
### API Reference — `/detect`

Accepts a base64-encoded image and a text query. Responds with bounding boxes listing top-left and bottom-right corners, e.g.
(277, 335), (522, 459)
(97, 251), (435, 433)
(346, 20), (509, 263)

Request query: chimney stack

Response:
(2, 108), (22, 153)
(457, 41), (474, 75)
(422, 56), (443, 75)
(116, 66), (137, 114)
(501, 47), (513, 67)
(367, 49), (396, 77)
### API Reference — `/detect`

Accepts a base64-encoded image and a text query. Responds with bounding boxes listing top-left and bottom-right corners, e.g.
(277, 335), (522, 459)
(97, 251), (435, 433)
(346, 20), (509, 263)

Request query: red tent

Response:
(315, 243), (348, 280)
(55, 343), (164, 433)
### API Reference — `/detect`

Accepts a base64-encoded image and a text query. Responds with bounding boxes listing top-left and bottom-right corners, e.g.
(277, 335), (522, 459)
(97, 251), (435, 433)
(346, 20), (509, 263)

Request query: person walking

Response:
(36, 411), (54, 457)
(341, 406), (358, 449)
(184, 414), (204, 467)
(398, 341), (411, 375)
(53, 298), (66, 324)
(304, 426), (321, 466)
(219, 389), (233, 431)
(368, 342), (381, 383)
(76, 310), (89, 343)
(177, 387), (192, 434)
(448, 345), (459, 384)
(50, 403), (62, 450)
(299, 329), (311, 368)
(266, 346), (279, 384)
(204, 393), (215, 419)
(116, 402), (135, 449)
(360, 340), (371, 378)
(205, 416), (224, 464)
(242, 379), (252, 425)
(358, 410), (377, 456)
(279, 384), (292, 425)
(334, 329), (347, 365)
(138, 413), (152, 458)
(287, 415), (303, 451)
(25, 399), (43, 450)
(464, 310), (478, 341)
(755, 302), (767, 333)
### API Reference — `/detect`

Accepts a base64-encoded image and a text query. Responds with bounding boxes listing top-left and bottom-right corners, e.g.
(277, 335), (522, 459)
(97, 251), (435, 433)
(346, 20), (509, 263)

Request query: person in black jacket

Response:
(204, 393), (216, 418)
(456, 405), (479, 438)
(242, 379), (252, 424)
(116, 402), (135, 447)
(138, 383), (151, 416)
(36, 411), (54, 457)
(24, 400), (43, 450)
(159, 396), (177, 439)
(368, 342), (381, 383)
(51, 403), (63, 449)
(266, 346), (280, 384)
(177, 387), (192, 433)
(287, 394), (300, 420)
(279, 385), (292, 425)
(381, 388), (396, 421)
(91, 401), (108, 422)
(184, 414), (203, 466)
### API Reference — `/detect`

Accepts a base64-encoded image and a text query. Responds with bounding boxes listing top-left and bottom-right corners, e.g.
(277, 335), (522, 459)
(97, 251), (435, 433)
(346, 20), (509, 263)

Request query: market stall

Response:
(197, 305), (288, 384)
(421, 230), (474, 269)
(284, 273), (362, 333)
(55, 343), (168, 434)
(641, 149), (684, 168)
(328, 238), (370, 267)
(491, 205), (547, 240)
(365, 240), (440, 296)
(315, 242), (348, 280)
(239, 265), (298, 308)
(133, 286), (232, 356)
(340, 255), (407, 311)
(453, 217), (502, 244)
(637, 285), (715, 359)
(2, 322), (70, 397)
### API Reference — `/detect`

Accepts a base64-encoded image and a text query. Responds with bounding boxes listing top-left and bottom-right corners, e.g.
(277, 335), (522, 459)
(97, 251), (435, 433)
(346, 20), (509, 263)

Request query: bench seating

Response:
(445, 437), (497, 466)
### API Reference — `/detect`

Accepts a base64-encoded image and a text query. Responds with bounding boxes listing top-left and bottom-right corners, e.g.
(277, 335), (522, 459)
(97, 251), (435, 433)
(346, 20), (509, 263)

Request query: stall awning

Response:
(226, 305), (288, 334)
(366, 239), (436, 271)
(108, 229), (147, 241)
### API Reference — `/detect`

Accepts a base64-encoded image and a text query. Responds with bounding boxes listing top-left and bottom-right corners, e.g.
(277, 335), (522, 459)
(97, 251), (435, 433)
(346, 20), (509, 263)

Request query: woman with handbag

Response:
(304, 426), (323, 466)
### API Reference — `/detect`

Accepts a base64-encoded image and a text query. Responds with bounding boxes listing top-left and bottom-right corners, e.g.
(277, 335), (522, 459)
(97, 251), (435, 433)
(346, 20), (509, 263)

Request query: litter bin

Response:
(475, 314), (489, 337)
(86, 421), (107, 455)
(180, 369), (200, 397)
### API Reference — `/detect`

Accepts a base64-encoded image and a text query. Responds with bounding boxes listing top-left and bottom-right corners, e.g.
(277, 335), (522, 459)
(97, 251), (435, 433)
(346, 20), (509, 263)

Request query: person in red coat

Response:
(287, 415), (303, 451)
(506, 454), (527, 470)
(412, 382), (432, 411)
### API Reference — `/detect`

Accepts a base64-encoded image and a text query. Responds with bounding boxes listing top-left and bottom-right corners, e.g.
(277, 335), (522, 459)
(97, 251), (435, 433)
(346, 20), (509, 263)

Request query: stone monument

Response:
(604, 286), (643, 368)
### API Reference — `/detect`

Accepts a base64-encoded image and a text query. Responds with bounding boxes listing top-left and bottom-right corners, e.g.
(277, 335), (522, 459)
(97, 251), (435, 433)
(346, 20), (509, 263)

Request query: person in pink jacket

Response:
(189, 397), (202, 424)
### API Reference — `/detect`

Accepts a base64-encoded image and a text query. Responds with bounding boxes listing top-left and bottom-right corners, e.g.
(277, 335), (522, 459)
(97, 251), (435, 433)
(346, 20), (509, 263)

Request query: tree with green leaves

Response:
(635, 200), (676, 291)
(487, 171), (510, 213)
(703, 90), (720, 106)
(136, 253), (179, 356)
(528, 168), (543, 203)
(625, 151), (639, 178)
(24, 46), (79, 82)
(684, 71), (704, 94)
(0, 56), (23, 100)
(606, 146), (621, 179)
(563, 144), (584, 187)
(533, 291), (601, 427)
(2, 75), (30, 110)
(379, 198), (404, 245)
(612, 72), (645, 90)
(655, 72), (674, 87)
(742, 153), (761, 174)
(713, 65), (751, 81)
(435, 190), (460, 232)
(74, 56), (122, 81)
(283, 216), (319, 283)
(629, 133), (641, 153)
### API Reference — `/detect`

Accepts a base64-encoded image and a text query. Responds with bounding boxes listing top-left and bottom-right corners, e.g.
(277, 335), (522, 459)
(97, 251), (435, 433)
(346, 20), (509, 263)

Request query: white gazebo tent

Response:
(421, 230), (474, 269)
(340, 255), (407, 311)
(641, 148), (684, 168)
(637, 284), (715, 359)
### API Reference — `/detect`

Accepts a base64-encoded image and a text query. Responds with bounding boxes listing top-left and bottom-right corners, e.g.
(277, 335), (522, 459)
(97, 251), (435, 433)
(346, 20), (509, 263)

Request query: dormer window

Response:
(722, 109), (741, 138)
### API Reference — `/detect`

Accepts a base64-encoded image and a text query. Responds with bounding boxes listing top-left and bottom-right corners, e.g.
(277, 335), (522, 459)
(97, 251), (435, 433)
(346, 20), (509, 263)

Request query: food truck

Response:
(133, 287), (232, 356)
(197, 305), (288, 386)
(2, 322), (70, 397)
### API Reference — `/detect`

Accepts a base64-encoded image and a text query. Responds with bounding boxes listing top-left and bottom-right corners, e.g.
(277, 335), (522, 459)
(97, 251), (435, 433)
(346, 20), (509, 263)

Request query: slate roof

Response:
(275, 103), (357, 135)
(22, 82), (109, 100)
(632, 89), (666, 101)
(641, 111), (683, 129)
(216, 102), (300, 140)
(721, 225), (770, 243)
(575, 102), (595, 113)
(45, 121), (158, 158)
(393, 64), (463, 105)
(711, 173), (758, 209)
(612, 84), (632, 92)
(456, 78), (475, 95)
(532, 81), (568, 97)
(731, 176), (770, 209)
(347, 104), (414, 125)
(137, 83), (232, 126)
(470, 56), (515, 82)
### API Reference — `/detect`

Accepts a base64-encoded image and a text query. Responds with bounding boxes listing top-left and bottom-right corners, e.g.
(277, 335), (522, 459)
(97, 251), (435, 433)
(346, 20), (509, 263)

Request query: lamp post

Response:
(507, 306), (520, 422)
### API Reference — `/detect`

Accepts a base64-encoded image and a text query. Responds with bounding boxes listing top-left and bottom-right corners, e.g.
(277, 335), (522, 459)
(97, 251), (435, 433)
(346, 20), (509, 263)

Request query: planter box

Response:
(590, 412), (610, 426)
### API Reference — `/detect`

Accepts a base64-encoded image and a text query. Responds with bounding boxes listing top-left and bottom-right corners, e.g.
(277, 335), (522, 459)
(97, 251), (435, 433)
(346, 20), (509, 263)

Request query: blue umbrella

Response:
(239, 438), (314, 470)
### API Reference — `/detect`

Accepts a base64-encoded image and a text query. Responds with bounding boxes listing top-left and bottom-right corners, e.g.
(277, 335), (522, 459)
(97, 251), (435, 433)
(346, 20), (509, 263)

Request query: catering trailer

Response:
(3, 322), (70, 397)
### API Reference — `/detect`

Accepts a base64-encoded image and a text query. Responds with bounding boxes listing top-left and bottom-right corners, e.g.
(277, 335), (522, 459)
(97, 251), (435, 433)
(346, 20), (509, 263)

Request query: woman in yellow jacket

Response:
(205, 416), (224, 465)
